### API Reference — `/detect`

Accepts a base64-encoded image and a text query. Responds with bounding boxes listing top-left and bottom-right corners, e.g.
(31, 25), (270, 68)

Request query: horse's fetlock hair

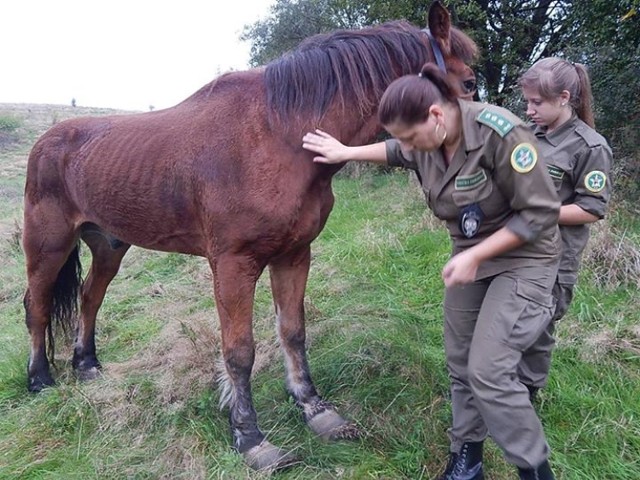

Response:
(216, 358), (236, 410)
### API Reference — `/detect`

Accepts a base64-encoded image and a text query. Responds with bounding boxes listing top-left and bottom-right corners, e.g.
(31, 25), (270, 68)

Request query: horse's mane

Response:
(449, 28), (479, 65)
(264, 20), (477, 124)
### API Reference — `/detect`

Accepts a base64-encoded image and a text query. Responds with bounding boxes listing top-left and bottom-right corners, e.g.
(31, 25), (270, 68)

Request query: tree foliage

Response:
(242, 0), (640, 198)
(565, 0), (640, 201)
(243, 1), (577, 104)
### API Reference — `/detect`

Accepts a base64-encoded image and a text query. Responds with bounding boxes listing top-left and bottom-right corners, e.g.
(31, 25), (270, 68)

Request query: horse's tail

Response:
(48, 243), (83, 364)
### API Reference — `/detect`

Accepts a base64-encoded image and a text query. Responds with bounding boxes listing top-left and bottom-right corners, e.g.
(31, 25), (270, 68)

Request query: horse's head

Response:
(264, 3), (478, 143)
(426, 1), (478, 101)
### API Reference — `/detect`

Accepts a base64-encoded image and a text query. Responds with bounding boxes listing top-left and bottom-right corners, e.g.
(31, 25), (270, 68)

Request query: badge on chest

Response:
(459, 203), (485, 238)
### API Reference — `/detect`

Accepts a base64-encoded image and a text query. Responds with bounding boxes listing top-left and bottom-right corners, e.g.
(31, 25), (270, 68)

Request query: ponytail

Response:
(418, 64), (458, 103)
(573, 63), (595, 128)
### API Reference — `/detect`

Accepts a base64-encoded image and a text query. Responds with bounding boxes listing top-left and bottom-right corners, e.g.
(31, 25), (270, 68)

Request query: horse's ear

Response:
(427, 1), (452, 56)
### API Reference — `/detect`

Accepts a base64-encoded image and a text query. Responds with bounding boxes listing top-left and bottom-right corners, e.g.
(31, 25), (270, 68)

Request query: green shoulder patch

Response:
(510, 143), (537, 173)
(477, 108), (514, 137)
(584, 170), (607, 193)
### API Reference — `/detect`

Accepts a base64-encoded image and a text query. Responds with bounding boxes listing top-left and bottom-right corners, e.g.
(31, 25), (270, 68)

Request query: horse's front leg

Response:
(269, 245), (360, 441)
(211, 253), (297, 471)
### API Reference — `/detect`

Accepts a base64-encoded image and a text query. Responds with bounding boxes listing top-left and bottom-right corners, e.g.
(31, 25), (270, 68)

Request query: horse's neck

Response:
(321, 108), (382, 148)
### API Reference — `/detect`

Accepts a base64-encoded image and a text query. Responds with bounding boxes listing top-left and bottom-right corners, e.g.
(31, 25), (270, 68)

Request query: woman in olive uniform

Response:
(302, 64), (561, 480)
(517, 58), (613, 400)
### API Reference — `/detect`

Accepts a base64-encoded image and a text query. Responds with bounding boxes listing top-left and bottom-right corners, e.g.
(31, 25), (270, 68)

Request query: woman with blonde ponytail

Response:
(303, 62), (562, 480)
(518, 58), (613, 402)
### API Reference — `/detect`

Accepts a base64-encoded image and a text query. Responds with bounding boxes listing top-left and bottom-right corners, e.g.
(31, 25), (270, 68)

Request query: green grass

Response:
(1, 105), (639, 479)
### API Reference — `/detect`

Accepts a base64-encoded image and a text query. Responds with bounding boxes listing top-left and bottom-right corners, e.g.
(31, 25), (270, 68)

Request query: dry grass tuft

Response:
(90, 287), (285, 409)
(9, 219), (22, 252)
(581, 220), (640, 289)
(104, 310), (221, 408)
(153, 433), (208, 480)
(578, 326), (640, 362)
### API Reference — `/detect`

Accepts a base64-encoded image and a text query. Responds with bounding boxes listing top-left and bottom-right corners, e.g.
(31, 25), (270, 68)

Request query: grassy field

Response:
(0, 104), (639, 479)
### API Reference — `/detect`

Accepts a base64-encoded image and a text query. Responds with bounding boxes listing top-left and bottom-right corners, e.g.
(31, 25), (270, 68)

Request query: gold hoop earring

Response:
(435, 123), (447, 143)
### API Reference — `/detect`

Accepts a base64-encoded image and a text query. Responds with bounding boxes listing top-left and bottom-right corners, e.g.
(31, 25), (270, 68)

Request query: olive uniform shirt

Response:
(533, 115), (612, 285)
(386, 100), (561, 280)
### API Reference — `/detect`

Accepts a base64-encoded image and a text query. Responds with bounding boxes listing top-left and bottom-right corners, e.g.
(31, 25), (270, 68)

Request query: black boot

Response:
(437, 441), (484, 480)
(518, 460), (555, 479)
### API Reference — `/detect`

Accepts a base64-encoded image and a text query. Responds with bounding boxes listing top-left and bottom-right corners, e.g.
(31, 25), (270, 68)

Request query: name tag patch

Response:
(584, 170), (607, 192)
(547, 165), (565, 180)
(455, 170), (488, 190)
(510, 143), (538, 173)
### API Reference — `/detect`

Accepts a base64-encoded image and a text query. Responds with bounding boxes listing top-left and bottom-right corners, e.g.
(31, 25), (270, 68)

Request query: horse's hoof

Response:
(242, 440), (299, 472)
(307, 408), (362, 441)
(75, 366), (102, 382)
(28, 375), (55, 393)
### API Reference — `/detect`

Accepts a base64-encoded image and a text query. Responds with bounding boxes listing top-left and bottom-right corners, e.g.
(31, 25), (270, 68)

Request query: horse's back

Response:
(24, 69), (324, 256)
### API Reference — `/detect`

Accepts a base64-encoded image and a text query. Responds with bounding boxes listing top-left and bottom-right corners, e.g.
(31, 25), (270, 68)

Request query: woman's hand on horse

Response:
(302, 129), (350, 164)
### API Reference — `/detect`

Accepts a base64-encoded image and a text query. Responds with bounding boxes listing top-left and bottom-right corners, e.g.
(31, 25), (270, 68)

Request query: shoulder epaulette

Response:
(476, 108), (514, 137)
(575, 124), (607, 148)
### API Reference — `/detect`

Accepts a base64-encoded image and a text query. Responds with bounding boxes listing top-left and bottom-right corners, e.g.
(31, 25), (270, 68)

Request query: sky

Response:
(1, 0), (276, 111)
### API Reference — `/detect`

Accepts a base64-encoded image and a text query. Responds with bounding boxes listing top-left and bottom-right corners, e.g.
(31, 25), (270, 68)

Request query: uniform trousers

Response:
(518, 282), (574, 388)
(444, 263), (558, 469)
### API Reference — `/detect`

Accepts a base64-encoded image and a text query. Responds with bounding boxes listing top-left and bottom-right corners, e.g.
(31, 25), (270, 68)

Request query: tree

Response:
(241, 0), (345, 66)
(242, 0), (639, 197)
(242, 0), (577, 105)
(565, 1), (640, 201)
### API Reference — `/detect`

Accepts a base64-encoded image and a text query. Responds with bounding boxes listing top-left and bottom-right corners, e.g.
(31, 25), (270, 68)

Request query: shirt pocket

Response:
(546, 164), (567, 191)
(545, 153), (572, 191)
(451, 170), (493, 207)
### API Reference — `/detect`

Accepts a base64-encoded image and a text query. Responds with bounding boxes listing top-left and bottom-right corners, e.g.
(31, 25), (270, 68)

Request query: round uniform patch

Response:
(584, 170), (607, 192)
(510, 142), (538, 173)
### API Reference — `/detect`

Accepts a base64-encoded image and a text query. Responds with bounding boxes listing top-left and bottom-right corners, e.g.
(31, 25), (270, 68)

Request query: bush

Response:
(0, 115), (22, 132)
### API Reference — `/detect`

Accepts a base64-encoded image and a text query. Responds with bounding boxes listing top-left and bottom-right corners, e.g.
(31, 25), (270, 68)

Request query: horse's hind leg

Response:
(269, 245), (360, 441)
(73, 230), (130, 380)
(23, 209), (80, 392)
(212, 253), (297, 471)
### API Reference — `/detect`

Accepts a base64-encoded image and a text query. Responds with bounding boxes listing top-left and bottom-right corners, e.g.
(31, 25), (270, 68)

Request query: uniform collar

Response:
(457, 99), (486, 152)
(434, 100), (484, 191)
(534, 114), (579, 147)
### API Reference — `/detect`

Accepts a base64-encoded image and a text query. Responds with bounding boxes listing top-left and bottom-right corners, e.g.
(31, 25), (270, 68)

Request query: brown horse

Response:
(22, 1), (477, 471)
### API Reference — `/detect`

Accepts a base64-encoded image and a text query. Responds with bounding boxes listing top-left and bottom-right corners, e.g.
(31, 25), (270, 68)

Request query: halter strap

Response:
(422, 29), (447, 73)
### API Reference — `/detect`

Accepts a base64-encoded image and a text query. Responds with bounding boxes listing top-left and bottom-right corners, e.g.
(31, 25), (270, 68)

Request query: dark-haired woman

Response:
(517, 58), (612, 401)
(302, 64), (561, 480)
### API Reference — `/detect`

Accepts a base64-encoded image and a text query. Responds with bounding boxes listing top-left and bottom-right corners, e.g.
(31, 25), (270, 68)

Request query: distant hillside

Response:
(0, 102), (137, 142)
(0, 102), (138, 170)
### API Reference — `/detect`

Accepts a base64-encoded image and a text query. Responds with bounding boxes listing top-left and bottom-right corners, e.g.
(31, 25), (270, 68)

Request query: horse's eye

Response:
(463, 79), (476, 92)
(463, 79), (476, 93)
